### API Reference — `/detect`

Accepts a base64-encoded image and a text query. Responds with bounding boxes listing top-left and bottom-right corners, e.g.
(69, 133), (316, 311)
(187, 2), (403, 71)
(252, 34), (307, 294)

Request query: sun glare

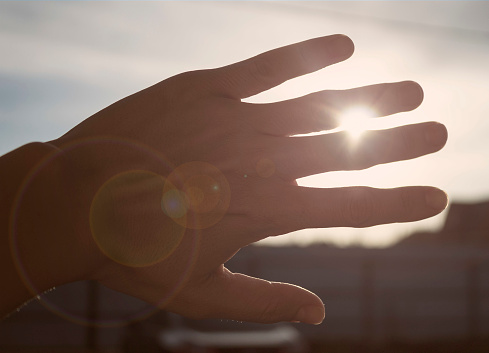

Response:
(338, 106), (376, 140)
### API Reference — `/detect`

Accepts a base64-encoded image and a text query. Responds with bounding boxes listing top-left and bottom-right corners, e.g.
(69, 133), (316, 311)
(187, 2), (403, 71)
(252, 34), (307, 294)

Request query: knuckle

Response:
(257, 283), (283, 323)
(239, 140), (271, 179)
(245, 184), (289, 236)
(248, 56), (279, 87)
(165, 70), (204, 99)
(352, 132), (377, 169)
(249, 185), (309, 234)
(397, 126), (413, 156)
(293, 45), (315, 72)
(250, 200), (282, 236)
(400, 187), (415, 216)
(344, 187), (374, 227)
(294, 192), (314, 230)
(300, 139), (321, 167)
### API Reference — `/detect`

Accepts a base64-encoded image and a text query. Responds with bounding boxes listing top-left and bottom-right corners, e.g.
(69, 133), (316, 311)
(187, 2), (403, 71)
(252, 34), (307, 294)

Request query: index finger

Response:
(208, 35), (354, 99)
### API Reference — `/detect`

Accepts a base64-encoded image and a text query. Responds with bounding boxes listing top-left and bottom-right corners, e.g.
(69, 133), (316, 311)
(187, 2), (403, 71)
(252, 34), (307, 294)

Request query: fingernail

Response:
(425, 189), (448, 211)
(295, 305), (325, 325)
(424, 123), (447, 148)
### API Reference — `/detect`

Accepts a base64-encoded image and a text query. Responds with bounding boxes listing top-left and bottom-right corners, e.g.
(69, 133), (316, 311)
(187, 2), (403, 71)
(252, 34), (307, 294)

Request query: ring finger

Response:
(249, 121), (447, 181)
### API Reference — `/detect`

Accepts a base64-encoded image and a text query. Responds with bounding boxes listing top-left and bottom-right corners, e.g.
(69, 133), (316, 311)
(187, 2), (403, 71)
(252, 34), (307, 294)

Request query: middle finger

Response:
(246, 81), (424, 136)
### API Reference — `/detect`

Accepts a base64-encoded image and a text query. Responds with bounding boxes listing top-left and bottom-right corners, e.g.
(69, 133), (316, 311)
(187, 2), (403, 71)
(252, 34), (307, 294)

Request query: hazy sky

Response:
(1, 1), (489, 247)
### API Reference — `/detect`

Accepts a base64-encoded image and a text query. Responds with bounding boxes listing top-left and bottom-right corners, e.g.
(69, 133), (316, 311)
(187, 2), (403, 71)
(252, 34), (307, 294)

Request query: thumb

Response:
(184, 268), (325, 325)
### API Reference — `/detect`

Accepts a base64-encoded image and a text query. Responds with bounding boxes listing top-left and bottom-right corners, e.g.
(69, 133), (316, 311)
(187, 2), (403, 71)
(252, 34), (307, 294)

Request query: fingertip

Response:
(339, 34), (355, 55)
(294, 304), (325, 325)
(413, 81), (424, 103)
(425, 188), (449, 212)
(424, 121), (448, 150)
(400, 80), (424, 111)
(329, 34), (355, 61)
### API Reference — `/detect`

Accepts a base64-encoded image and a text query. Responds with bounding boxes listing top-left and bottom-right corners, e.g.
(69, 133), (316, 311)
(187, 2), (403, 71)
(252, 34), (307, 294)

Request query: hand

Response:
(22, 35), (447, 325)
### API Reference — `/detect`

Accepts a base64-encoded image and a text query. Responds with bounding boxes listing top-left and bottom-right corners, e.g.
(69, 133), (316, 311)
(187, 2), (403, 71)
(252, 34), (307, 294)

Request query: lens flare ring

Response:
(163, 161), (231, 230)
(9, 137), (200, 327)
(90, 170), (187, 268)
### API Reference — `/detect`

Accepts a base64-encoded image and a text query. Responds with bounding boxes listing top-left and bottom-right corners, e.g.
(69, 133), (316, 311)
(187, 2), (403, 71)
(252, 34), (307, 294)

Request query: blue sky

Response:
(1, 1), (489, 247)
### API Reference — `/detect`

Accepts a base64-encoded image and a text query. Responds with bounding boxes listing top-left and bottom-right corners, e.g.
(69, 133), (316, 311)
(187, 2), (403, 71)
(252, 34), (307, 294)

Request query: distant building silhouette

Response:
(395, 200), (489, 247)
(3, 201), (489, 349)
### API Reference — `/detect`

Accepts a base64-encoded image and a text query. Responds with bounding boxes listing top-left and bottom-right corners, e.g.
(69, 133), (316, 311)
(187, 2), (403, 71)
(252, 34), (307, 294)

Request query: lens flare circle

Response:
(90, 170), (186, 268)
(9, 137), (199, 327)
(162, 189), (188, 219)
(164, 162), (231, 230)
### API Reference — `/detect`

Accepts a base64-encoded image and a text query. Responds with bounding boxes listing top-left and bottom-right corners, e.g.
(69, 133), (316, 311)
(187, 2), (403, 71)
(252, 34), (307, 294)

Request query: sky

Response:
(1, 1), (489, 247)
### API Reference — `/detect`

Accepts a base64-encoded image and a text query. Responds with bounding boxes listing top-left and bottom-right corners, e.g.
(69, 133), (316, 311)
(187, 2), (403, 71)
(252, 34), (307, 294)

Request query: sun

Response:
(338, 106), (376, 140)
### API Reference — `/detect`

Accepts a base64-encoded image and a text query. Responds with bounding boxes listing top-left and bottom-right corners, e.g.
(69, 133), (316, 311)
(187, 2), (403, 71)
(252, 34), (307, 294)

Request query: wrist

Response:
(1, 142), (65, 315)
(4, 142), (101, 300)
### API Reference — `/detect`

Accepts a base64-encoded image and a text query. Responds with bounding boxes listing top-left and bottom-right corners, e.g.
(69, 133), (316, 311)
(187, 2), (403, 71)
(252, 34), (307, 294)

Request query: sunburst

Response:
(338, 106), (376, 141)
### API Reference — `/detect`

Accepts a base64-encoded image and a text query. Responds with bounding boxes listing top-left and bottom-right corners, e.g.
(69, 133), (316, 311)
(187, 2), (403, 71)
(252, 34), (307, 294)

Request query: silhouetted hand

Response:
(12, 35), (448, 324)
